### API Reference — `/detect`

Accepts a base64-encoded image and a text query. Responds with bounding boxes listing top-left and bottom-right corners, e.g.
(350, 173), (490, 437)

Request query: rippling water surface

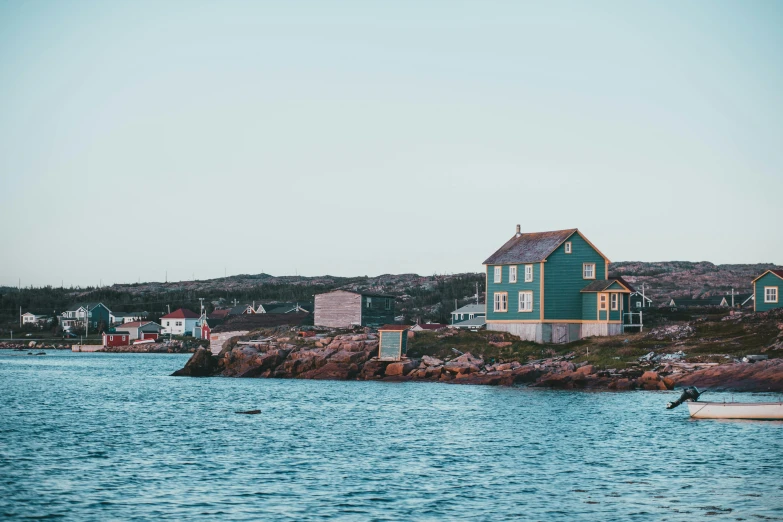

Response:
(1, 351), (782, 521)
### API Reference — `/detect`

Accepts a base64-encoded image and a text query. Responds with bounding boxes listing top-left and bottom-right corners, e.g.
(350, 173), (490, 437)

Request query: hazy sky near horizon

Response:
(1, 1), (781, 287)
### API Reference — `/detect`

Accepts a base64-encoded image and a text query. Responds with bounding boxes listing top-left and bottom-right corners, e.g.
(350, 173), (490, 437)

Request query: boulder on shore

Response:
(171, 348), (219, 377)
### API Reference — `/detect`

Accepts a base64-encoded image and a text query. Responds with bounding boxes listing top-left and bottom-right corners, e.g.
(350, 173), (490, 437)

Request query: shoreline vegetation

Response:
(172, 308), (783, 392)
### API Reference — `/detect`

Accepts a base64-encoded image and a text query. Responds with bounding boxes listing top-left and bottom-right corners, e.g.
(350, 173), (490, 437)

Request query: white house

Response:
(22, 312), (50, 325)
(160, 308), (200, 335)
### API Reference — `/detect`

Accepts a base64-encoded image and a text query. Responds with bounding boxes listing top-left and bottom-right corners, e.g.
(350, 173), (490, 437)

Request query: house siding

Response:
(754, 273), (783, 312)
(485, 263), (541, 322)
(544, 232), (606, 321)
(360, 295), (395, 327)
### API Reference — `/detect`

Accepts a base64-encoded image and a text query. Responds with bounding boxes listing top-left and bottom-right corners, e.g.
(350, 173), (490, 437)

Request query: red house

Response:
(200, 321), (211, 340)
(103, 332), (130, 347)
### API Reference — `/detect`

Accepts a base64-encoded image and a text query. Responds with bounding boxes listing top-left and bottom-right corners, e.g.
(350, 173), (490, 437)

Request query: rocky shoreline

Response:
(172, 332), (783, 392)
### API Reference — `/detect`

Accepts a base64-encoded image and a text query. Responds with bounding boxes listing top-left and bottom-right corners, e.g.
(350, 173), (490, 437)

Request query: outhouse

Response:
(377, 325), (409, 361)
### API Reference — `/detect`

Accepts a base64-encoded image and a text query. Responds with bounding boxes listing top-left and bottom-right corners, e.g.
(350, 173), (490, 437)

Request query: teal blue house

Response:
(752, 269), (783, 312)
(483, 226), (633, 343)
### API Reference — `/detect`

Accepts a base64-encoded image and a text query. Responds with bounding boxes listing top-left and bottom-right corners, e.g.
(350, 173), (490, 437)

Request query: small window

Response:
(518, 291), (533, 312)
(635, 301), (642, 307)
(366, 297), (372, 308)
(599, 294), (608, 311)
(765, 287), (779, 303)
(611, 294), (619, 310)
(166, 321), (170, 326)
(385, 298), (391, 310)
(110, 335), (114, 341)
(493, 292), (508, 312)
(494, 266), (502, 283)
(565, 242), (572, 254)
(583, 263), (595, 279)
(509, 266), (517, 283)
(524, 264), (533, 282)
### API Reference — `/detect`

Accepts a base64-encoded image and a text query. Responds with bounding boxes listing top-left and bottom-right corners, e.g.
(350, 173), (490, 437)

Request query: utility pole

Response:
(167, 304), (170, 315)
(641, 283), (646, 308)
(20, 306), (22, 328)
(232, 298), (238, 307)
(476, 282), (479, 304)
(731, 288), (735, 307)
(199, 298), (205, 316)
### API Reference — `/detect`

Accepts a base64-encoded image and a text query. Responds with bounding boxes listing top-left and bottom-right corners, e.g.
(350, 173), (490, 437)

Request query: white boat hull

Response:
(687, 401), (783, 420)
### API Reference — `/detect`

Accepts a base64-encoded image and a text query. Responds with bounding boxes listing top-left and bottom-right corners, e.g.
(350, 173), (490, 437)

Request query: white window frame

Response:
(493, 292), (508, 313)
(565, 242), (572, 254)
(518, 291), (533, 312)
(610, 293), (619, 311)
(599, 294), (608, 311)
(524, 264), (533, 282)
(583, 263), (596, 280)
(494, 266), (502, 283)
(509, 266), (517, 283)
(366, 297), (372, 308)
(765, 287), (778, 303)
(385, 298), (391, 310)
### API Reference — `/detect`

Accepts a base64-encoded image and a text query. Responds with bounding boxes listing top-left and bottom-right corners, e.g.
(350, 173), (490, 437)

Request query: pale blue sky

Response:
(1, 1), (781, 287)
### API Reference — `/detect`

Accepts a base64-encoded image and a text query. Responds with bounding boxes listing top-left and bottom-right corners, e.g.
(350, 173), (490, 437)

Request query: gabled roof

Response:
(612, 276), (636, 293)
(378, 324), (409, 331)
(752, 269), (783, 283)
(452, 304), (485, 315)
(227, 305), (251, 315)
(580, 279), (632, 293)
(160, 308), (200, 319)
(115, 321), (161, 330)
(483, 228), (610, 265)
(208, 309), (231, 319)
(317, 290), (395, 299)
(629, 291), (652, 302)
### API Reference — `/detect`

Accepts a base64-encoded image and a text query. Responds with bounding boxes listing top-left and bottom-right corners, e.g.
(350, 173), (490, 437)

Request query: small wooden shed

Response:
(378, 325), (409, 361)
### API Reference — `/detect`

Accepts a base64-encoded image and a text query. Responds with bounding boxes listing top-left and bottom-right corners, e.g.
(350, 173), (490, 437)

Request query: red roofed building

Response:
(160, 308), (200, 336)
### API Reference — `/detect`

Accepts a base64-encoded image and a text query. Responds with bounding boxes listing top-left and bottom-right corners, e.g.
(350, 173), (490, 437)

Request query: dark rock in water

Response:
(171, 348), (219, 377)
(235, 410), (261, 415)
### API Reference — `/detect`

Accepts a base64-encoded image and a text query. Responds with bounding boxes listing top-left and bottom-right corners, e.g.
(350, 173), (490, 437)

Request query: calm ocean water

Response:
(1, 351), (782, 521)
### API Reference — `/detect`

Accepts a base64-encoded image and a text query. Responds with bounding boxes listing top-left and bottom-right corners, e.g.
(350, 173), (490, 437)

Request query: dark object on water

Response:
(666, 387), (701, 409)
(35, 352), (46, 356)
(235, 410), (261, 415)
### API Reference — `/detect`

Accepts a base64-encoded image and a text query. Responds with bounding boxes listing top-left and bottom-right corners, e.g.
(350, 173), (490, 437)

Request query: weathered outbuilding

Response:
(102, 332), (130, 347)
(377, 325), (409, 361)
(314, 290), (395, 328)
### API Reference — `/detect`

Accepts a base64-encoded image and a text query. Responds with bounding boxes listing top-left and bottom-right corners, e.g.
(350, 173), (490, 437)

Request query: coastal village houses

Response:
(752, 269), (783, 312)
(314, 290), (395, 328)
(483, 226), (633, 343)
(160, 308), (200, 335)
(60, 303), (112, 331)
